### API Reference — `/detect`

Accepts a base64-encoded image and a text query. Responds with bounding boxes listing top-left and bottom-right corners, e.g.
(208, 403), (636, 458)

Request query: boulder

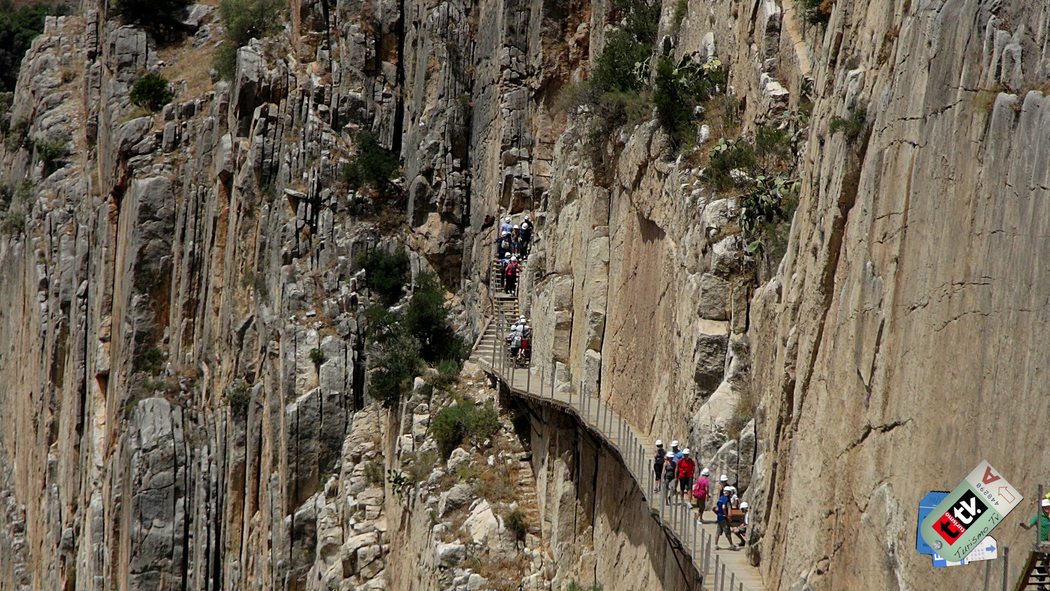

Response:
(447, 448), (472, 473)
(439, 483), (473, 516)
(689, 381), (740, 462)
(434, 543), (465, 567)
(463, 499), (501, 547)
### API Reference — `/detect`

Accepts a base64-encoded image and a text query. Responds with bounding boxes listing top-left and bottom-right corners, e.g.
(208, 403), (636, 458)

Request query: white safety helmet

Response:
(504, 217), (511, 223)
(682, 448), (690, 455)
(671, 440), (680, 448)
(1042, 499), (1050, 507)
(513, 224), (520, 229)
(655, 440), (663, 447)
(740, 502), (749, 510)
(726, 486), (736, 493)
(700, 468), (710, 476)
(510, 256), (517, 261)
(720, 474), (728, 482)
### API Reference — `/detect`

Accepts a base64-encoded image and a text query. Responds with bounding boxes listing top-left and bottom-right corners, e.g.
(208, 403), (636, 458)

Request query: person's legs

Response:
(734, 526), (747, 546)
(715, 520), (731, 548)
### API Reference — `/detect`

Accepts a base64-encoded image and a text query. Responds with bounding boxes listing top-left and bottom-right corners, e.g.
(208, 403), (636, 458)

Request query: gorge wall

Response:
(2, 0), (1050, 586)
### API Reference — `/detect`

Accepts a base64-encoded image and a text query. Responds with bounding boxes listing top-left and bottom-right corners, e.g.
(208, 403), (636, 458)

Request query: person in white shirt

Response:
(733, 502), (749, 547)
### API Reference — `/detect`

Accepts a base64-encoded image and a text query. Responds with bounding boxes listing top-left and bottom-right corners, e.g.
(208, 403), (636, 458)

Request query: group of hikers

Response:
(653, 440), (749, 550)
(495, 216), (532, 294)
(504, 314), (532, 365)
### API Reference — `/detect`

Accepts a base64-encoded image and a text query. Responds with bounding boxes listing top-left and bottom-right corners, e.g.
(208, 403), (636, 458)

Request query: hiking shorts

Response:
(717, 520), (732, 537)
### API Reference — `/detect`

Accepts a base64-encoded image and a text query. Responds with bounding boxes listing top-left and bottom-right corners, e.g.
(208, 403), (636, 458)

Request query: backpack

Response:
(506, 262), (518, 276)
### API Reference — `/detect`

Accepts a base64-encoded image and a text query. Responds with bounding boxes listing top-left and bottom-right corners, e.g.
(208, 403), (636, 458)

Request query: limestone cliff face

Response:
(749, 0), (1050, 588)
(5, 0), (1050, 585)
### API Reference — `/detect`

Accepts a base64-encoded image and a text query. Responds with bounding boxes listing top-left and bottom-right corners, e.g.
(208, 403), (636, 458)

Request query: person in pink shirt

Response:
(693, 467), (710, 518)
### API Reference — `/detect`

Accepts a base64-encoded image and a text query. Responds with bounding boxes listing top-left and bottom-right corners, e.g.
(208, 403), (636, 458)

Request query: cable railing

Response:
(478, 247), (762, 591)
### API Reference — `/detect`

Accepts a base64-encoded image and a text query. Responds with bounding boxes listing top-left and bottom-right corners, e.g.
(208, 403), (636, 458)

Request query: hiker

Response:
(653, 440), (667, 493)
(515, 316), (531, 362)
(509, 329), (523, 360)
(732, 502), (749, 547)
(693, 468), (710, 517)
(677, 449), (696, 506)
(500, 216), (512, 235)
(521, 215), (532, 257)
(725, 485), (740, 509)
(717, 474), (729, 499)
(1020, 499), (1050, 586)
(497, 231), (512, 259)
(670, 441), (682, 494)
(714, 486), (732, 549)
(505, 256), (519, 294)
(663, 454), (677, 502)
(512, 224), (522, 255)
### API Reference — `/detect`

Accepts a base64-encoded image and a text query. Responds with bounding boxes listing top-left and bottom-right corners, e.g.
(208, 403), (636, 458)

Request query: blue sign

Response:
(917, 491), (949, 555)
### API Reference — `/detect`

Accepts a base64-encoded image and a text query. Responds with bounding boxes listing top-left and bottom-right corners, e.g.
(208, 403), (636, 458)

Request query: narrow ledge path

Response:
(471, 290), (767, 591)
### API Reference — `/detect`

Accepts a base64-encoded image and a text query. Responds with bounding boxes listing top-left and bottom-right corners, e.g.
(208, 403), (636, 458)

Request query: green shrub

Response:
(585, 90), (648, 178)
(653, 54), (726, 149)
(1, 206), (23, 234)
(342, 132), (400, 195)
(828, 106), (868, 144)
(113, 0), (189, 29)
(406, 450), (437, 483)
(357, 246), (410, 305)
(220, 0), (283, 46)
(213, 0), (284, 80)
(740, 174), (799, 239)
(368, 331), (423, 408)
(363, 459), (384, 486)
(672, 0), (687, 33)
(505, 509), (528, 541)
(228, 380), (251, 413)
(800, 0), (831, 25)
(567, 583), (604, 591)
(33, 138), (65, 166)
(4, 116), (27, 150)
(702, 138), (756, 190)
(405, 271), (469, 363)
(309, 347), (327, 366)
(129, 74), (173, 112)
(430, 358), (461, 389)
(213, 40), (239, 81)
(755, 124), (792, 167)
(134, 346), (165, 374)
(432, 399), (500, 459)
(591, 0), (659, 95)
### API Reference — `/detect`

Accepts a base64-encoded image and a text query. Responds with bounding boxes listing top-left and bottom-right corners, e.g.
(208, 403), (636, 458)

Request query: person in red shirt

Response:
(676, 449), (697, 506)
(693, 467), (710, 518)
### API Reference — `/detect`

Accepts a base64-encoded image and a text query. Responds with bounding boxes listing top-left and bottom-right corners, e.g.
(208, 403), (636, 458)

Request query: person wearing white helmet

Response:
(733, 502), (750, 547)
(669, 441), (682, 497)
(718, 473), (729, 499)
(652, 440), (666, 493)
(500, 217), (512, 234)
(714, 479), (732, 549)
(676, 449), (696, 506)
(693, 467), (711, 518)
(520, 215), (532, 258)
(505, 255), (519, 293)
(725, 485), (739, 509)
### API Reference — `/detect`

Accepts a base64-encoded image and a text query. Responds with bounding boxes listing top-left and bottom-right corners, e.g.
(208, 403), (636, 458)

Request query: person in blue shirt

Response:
(714, 490), (731, 549)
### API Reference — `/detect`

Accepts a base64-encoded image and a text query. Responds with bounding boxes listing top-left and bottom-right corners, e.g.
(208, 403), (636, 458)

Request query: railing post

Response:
(1001, 546), (1009, 591)
(720, 563), (726, 591)
(730, 572), (734, 591)
(714, 556), (720, 591)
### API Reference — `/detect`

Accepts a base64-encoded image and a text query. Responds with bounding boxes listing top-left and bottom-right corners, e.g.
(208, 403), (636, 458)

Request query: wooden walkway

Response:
(472, 292), (767, 591)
